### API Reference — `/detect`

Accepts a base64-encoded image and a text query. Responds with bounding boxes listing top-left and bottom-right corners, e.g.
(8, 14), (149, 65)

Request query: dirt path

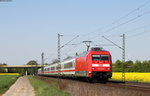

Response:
(2, 76), (35, 96)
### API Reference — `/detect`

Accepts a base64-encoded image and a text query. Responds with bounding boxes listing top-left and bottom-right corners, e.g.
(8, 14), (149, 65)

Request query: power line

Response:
(102, 36), (123, 49)
(100, 23), (150, 42)
(124, 23), (150, 34)
(76, 0), (150, 44)
(126, 30), (150, 39)
(79, 0), (150, 38)
(60, 34), (79, 37)
(84, 9), (150, 42)
(63, 42), (83, 56)
(111, 0), (150, 24)
(95, 29), (150, 48)
(61, 0), (150, 57)
(61, 35), (79, 49)
(100, 10), (150, 35)
(138, 0), (150, 8)
(95, 44), (114, 46)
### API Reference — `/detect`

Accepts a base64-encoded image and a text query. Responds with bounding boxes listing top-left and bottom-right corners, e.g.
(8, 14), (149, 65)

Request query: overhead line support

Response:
(121, 34), (125, 82)
(102, 34), (125, 82)
(41, 52), (44, 72)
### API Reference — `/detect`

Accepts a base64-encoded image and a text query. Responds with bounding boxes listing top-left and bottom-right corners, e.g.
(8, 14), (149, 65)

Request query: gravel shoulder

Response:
(2, 76), (35, 96)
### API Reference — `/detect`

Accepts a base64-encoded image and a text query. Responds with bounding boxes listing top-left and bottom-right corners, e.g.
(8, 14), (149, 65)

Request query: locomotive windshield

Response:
(92, 55), (109, 61)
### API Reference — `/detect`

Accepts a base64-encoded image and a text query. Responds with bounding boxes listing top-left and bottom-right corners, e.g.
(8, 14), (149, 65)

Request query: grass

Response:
(0, 75), (19, 95)
(111, 72), (150, 83)
(28, 76), (70, 96)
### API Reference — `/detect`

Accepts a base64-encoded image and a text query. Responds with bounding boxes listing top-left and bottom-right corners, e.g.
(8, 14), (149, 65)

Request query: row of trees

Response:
(113, 60), (150, 72)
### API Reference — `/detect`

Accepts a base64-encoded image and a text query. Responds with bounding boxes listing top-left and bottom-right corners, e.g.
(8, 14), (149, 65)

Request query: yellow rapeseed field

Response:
(0, 73), (20, 75)
(111, 72), (150, 83)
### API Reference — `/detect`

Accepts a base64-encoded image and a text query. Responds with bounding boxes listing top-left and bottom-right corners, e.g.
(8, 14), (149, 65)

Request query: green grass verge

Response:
(28, 76), (70, 96)
(0, 75), (19, 95)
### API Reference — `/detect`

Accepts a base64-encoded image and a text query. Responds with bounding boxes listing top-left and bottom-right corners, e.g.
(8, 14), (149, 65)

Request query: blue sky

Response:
(0, 0), (150, 65)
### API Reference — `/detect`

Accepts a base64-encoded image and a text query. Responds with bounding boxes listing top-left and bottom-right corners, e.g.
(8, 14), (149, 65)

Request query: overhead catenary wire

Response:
(62, 0), (150, 57)
(101, 10), (150, 34)
(123, 23), (150, 34)
(126, 30), (150, 39)
(79, 0), (150, 38)
(99, 23), (150, 42)
(60, 35), (79, 49)
(63, 42), (83, 55)
(111, 0), (150, 24)
(65, 23), (150, 55)
(72, 0), (150, 45)
(83, 9), (150, 42)
(69, 0), (150, 43)
(102, 36), (123, 49)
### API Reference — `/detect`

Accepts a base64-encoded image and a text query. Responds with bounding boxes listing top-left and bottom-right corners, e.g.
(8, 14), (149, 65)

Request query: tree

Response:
(0, 63), (7, 73)
(124, 60), (134, 72)
(133, 60), (142, 72)
(141, 60), (150, 72)
(27, 60), (38, 65)
(112, 60), (122, 72)
(26, 60), (38, 75)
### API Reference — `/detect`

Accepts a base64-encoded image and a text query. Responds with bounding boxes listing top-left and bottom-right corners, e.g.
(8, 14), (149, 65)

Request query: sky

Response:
(0, 0), (150, 65)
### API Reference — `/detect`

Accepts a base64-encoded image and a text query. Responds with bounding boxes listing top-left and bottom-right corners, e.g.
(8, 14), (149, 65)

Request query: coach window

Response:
(51, 67), (55, 70)
(64, 62), (73, 68)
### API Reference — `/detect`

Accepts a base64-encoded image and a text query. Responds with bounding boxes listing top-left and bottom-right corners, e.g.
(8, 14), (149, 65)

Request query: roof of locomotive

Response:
(77, 47), (110, 58)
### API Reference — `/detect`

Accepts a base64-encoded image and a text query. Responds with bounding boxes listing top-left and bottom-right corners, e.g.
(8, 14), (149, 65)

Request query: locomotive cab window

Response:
(101, 55), (109, 61)
(92, 55), (100, 61)
(92, 55), (109, 61)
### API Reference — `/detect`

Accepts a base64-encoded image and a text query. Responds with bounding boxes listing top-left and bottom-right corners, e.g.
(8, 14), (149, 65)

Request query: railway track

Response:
(39, 76), (150, 93)
(64, 77), (150, 93)
(98, 80), (150, 93)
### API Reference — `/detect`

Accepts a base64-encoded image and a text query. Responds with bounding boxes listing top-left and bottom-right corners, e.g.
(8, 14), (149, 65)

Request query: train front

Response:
(87, 47), (112, 81)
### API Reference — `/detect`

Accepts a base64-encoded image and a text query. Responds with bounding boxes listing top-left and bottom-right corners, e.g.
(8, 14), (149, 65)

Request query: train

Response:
(38, 47), (112, 82)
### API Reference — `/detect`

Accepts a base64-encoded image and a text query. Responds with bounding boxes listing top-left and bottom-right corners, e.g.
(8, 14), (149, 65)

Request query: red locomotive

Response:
(38, 47), (112, 82)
